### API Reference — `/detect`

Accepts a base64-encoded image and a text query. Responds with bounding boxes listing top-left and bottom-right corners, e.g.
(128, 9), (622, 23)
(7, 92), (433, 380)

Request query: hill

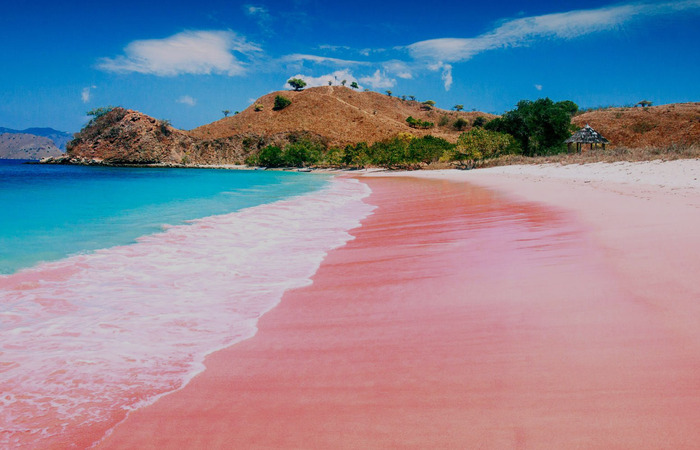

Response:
(0, 133), (64, 160)
(572, 102), (700, 149)
(60, 88), (699, 167)
(0, 127), (72, 150)
(190, 86), (494, 146)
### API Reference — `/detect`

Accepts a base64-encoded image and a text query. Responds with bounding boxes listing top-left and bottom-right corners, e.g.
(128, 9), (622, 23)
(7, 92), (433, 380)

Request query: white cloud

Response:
(244, 5), (272, 33)
(97, 30), (261, 76)
(245, 4), (268, 16)
(535, 84), (543, 91)
(285, 69), (360, 89)
(426, 62), (453, 91)
(81, 85), (96, 103)
(407, 1), (700, 63)
(176, 95), (197, 106)
(382, 60), (413, 79)
(282, 54), (368, 66)
(359, 70), (395, 89)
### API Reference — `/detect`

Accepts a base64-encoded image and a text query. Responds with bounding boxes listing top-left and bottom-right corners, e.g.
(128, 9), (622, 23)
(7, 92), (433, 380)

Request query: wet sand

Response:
(99, 166), (700, 448)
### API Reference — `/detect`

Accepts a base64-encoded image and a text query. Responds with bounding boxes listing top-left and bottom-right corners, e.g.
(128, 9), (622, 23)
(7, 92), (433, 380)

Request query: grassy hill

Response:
(572, 102), (700, 149)
(190, 86), (494, 147)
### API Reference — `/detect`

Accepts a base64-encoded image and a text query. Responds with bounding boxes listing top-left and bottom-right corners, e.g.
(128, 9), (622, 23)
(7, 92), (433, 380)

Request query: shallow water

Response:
(0, 164), (374, 448)
(0, 160), (326, 274)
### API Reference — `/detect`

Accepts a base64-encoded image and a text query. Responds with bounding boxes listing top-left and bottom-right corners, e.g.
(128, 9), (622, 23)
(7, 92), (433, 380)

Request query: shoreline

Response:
(97, 159), (700, 447)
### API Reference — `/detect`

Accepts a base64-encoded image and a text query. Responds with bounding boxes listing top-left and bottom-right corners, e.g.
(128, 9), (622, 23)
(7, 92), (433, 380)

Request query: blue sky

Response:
(1, 0), (699, 133)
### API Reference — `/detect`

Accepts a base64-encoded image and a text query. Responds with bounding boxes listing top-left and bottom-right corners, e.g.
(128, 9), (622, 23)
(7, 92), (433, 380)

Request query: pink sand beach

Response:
(96, 162), (700, 448)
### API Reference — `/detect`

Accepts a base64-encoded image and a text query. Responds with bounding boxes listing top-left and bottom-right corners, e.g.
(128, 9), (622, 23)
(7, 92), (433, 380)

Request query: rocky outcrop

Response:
(67, 108), (198, 164)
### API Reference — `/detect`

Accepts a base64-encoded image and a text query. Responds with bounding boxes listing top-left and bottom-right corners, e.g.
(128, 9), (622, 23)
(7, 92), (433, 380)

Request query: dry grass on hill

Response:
(189, 86), (495, 147)
(572, 102), (700, 149)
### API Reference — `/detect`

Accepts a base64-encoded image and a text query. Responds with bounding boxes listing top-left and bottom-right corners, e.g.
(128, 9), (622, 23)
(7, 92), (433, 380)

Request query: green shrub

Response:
(406, 116), (434, 129)
(254, 104), (264, 111)
(158, 119), (171, 136)
(405, 135), (454, 164)
(472, 116), (487, 128)
(257, 145), (285, 167)
(321, 147), (345, 166)
(273, 95), (292, 110)
(282, 139), (322, 167)
(454, 128), (521, 166)
(369, 138), (408, 166)
(453, 118), (468, 131)
(342, 142), (372, 167)
(438, 115), (450, 127)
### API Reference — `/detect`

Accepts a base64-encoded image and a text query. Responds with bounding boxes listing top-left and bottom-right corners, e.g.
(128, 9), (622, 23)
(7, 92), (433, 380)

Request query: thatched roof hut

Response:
(565, 124), (610, 153)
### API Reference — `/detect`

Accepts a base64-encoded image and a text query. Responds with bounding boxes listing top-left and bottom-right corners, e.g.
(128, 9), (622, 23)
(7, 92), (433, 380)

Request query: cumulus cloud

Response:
(81, 85), (96, 103)
(407, 1), (700, 63)
(285, 69), (360, 89)
(535, 84), (543, 91)
(176, 95), (197, 106)
(97, 30), (261, 76)
(359, 70), (395, 89)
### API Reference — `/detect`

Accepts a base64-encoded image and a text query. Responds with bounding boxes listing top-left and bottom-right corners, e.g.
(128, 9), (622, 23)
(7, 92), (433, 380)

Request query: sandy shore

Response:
(98, 160), (700, 448)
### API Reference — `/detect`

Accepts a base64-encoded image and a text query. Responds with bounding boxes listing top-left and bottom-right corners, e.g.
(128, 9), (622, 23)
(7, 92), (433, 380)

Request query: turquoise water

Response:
(0, 160), (328, 274)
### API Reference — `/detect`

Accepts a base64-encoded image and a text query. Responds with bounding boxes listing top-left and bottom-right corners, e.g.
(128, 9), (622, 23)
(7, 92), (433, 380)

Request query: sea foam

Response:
(0, 177), (374, 448)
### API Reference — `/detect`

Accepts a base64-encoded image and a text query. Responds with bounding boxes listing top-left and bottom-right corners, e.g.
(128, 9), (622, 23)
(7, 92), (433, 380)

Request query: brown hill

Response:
(190, 86), (494, 147)
(0, 133), (64, 160)
(64, 107), (329, 165)
(572, 102), (700, 148)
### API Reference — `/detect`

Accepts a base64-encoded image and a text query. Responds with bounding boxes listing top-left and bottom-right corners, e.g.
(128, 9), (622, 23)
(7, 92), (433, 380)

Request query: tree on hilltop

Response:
(350, 81), (359, 89)
(222, 109), (231, 117)
(385, 90), (392, 97)
(288, 78), (307, 91)
(453, 104), (464, 111)
(341, 80), (347, 86)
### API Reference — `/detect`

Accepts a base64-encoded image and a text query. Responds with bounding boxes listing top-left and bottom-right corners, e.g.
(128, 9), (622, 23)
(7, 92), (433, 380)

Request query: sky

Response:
(1, 0), (699, 133)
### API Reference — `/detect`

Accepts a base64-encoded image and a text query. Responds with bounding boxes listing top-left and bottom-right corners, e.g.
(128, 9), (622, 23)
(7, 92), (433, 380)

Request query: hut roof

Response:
(565, 124), (609, 144)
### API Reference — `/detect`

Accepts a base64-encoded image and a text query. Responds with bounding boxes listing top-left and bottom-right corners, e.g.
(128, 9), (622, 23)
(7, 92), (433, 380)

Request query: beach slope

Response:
(99, 161), (700, 448)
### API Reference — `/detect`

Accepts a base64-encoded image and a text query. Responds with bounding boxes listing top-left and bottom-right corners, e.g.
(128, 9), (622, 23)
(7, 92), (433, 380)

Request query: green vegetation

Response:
(472, 116), (487, 128)
(485, 98), (577, 156)
(222, 109), (231, 117)
(453, 117), (468, 131)
(421, 100), (436, 110)
(87, 106), (115, 120)
(287, 78), (307, 91)
(453, 104), (464, 111)
(406, 116), (434, 129)
(254, 104), (264, 111)
(157, 119), (172, 136)
(636, 100), (653, 107)
(273, 95), (292, 110)
(438, 115), (450, 127)
(453, 128), (520, 168)
(350, 81), (359, 89)
(386, 90), (392, 97)
(245, 137), (323, 168)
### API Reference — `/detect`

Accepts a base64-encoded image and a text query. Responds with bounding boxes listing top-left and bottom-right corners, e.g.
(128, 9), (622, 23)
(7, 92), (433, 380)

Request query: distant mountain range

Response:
(0, 126), (71, 160)
(0, 127), (72, 150)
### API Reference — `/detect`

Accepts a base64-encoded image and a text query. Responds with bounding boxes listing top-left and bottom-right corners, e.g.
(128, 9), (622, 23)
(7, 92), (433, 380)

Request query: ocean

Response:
(0, 160), (374, 448)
